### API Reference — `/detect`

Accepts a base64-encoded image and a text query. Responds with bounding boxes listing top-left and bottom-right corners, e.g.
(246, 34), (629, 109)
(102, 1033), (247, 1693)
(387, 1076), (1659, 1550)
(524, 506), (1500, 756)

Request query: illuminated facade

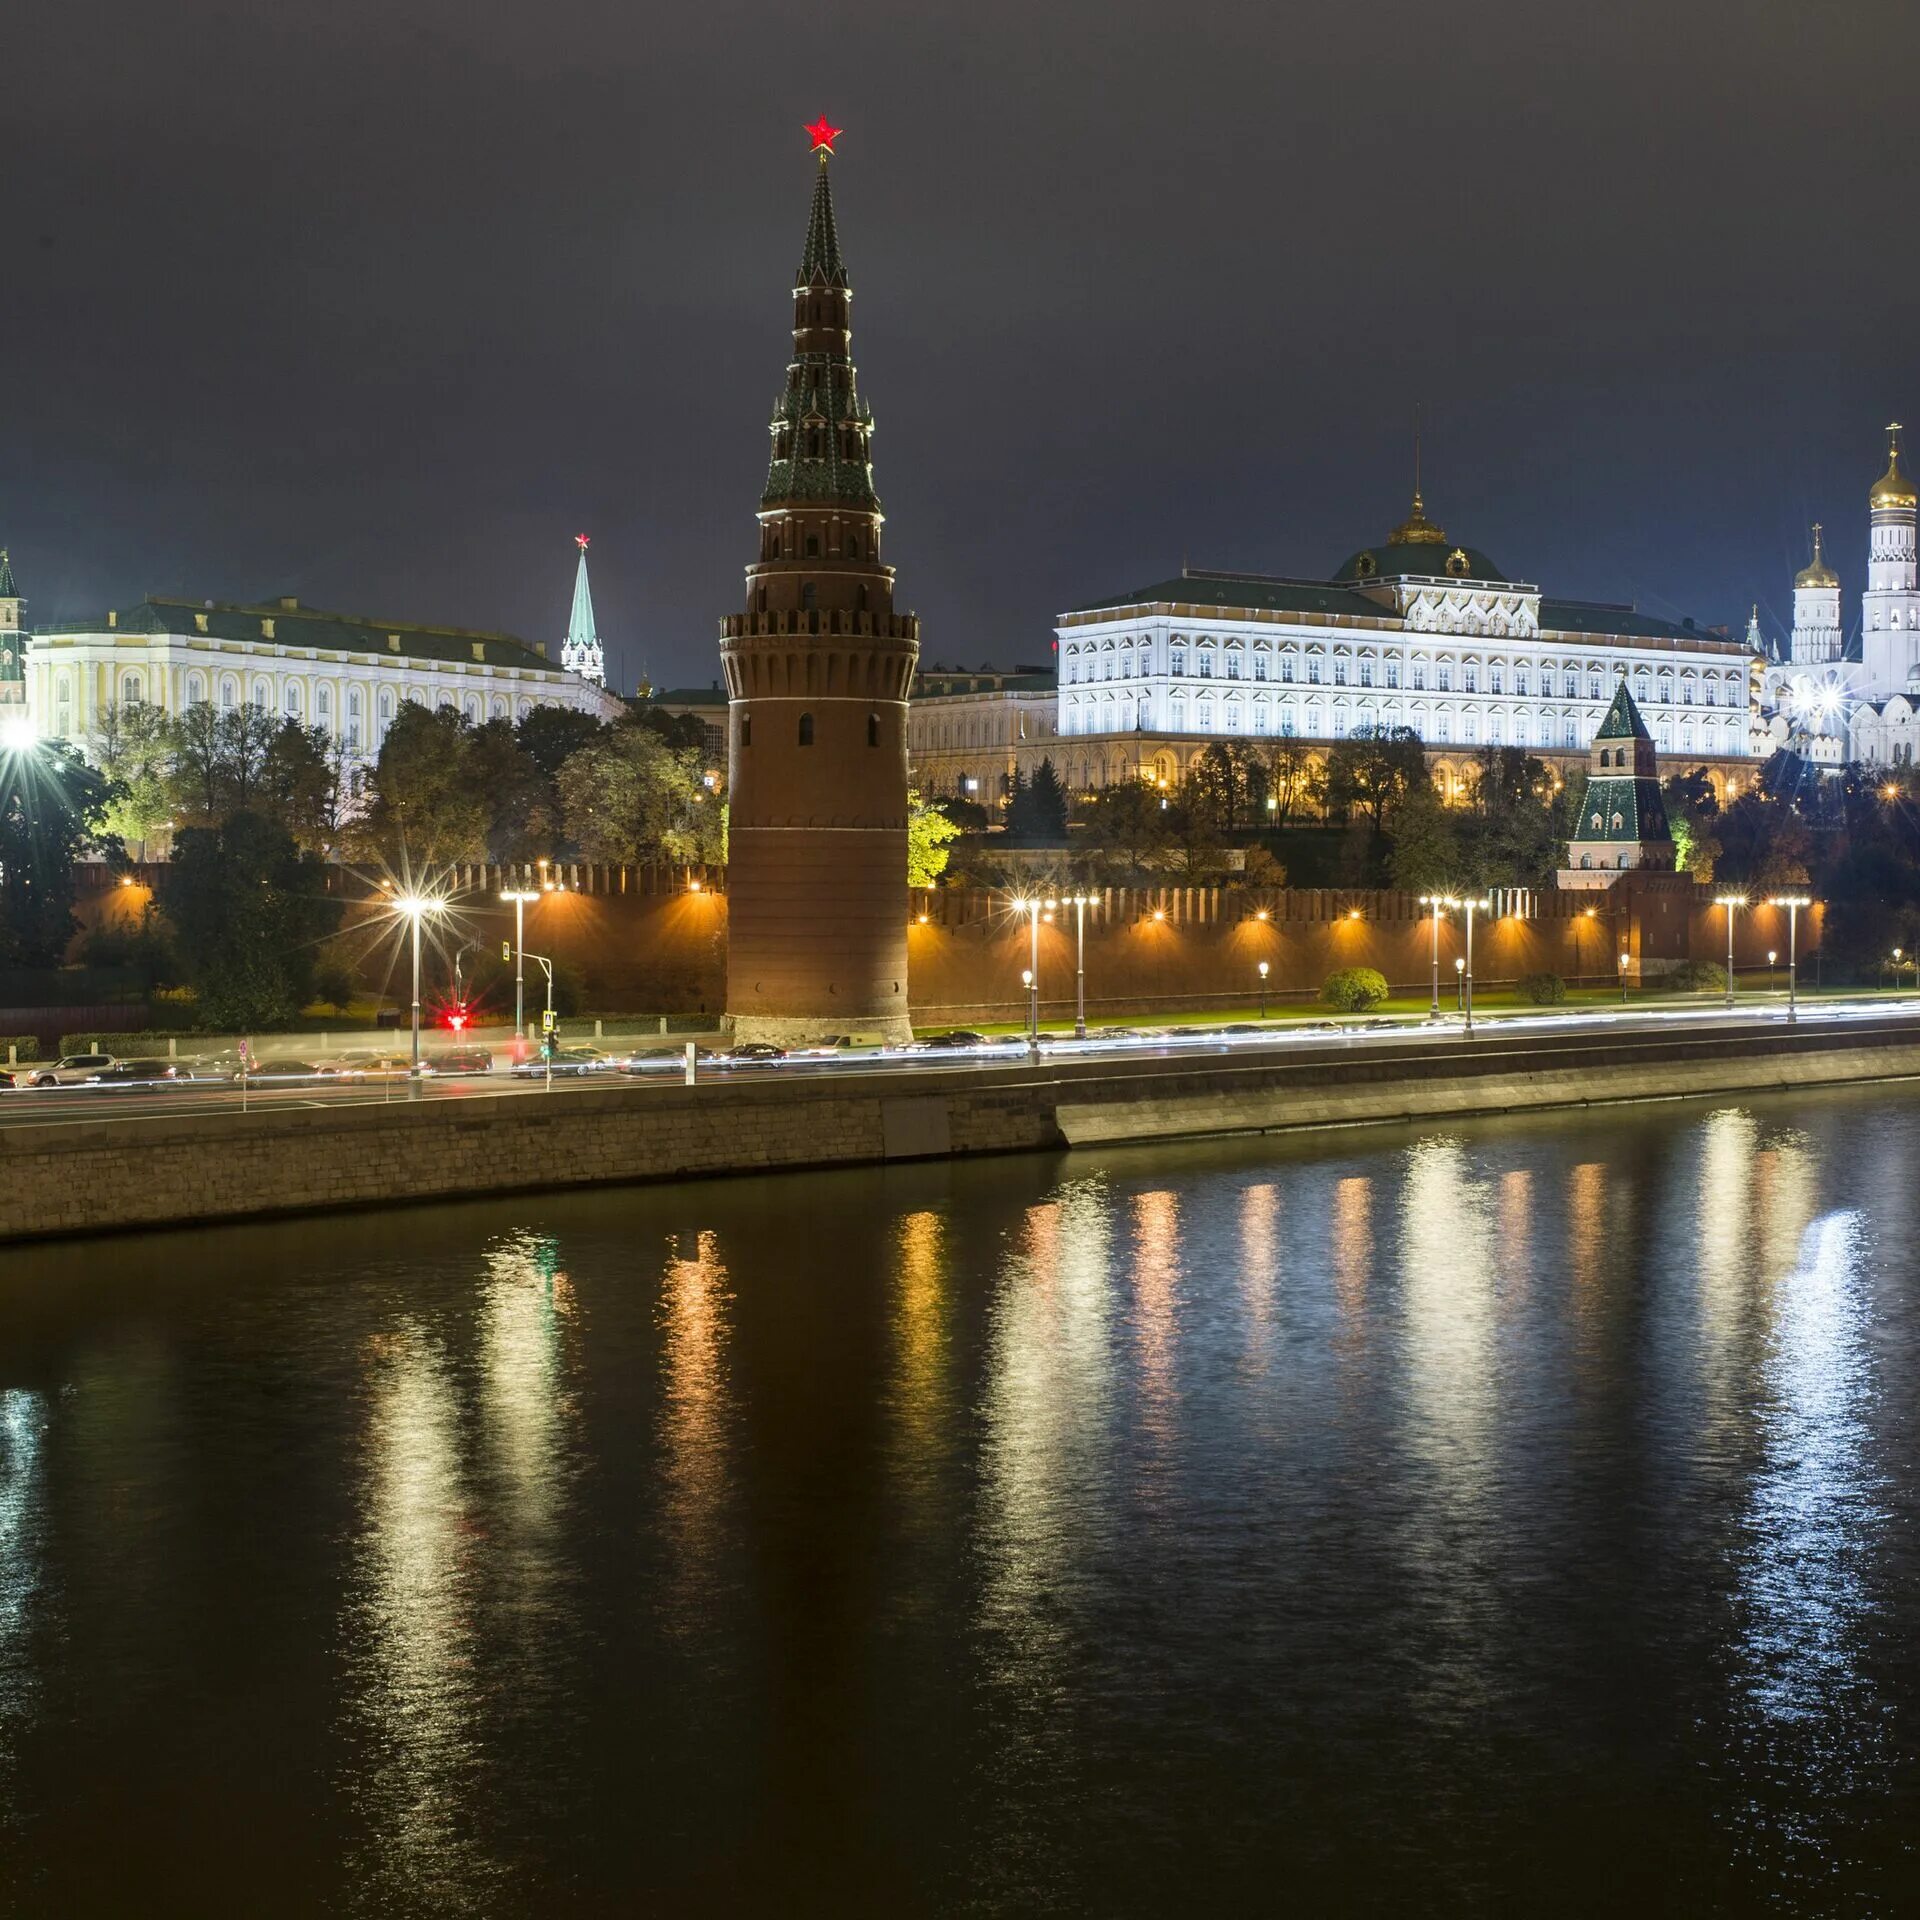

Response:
(907, 666), (1057, 802)
(1053, 484), (1756, 794)
(1759, 425), (1920, 767)
(23, 589), (622, 758)
(718, 122), (920, 1043)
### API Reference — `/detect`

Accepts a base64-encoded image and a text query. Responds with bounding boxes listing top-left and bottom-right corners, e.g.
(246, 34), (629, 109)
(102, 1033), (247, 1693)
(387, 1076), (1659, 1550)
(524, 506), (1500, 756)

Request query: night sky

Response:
(7, 0), (1919, 693)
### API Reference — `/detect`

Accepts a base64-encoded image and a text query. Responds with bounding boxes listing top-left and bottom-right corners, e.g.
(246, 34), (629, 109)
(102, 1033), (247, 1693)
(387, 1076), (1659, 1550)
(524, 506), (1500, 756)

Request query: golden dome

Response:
(1870, 422), (1917, 512)
(1795, 522), (1839, 590)
(1387, 488), (1449, 546)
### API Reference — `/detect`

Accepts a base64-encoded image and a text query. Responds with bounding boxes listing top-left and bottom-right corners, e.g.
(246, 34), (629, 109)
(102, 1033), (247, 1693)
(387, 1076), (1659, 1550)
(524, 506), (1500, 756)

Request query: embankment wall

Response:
(2, 1015), (1911, 1244)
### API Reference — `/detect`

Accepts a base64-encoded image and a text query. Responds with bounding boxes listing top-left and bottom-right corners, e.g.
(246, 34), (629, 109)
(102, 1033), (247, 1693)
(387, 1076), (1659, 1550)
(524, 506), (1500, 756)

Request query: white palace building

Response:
(1036, 483), (1757, 799)
(7, 539), (623, 762)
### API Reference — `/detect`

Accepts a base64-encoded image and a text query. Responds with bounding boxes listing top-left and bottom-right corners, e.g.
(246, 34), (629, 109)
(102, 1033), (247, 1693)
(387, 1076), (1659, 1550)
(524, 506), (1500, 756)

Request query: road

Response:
(6, 995), (1918, 1132)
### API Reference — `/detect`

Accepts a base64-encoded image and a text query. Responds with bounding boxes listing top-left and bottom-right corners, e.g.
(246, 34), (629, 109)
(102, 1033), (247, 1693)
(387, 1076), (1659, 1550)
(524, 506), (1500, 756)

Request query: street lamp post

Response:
(1418, 894), (1446, 1020)
(1619, 950), (1630, 1004)
(393, 894), (444, 1074)
(1015, 896), (1055, 1057)
(1714, 892), (1748, 1011)
(1258, 959), (1270, 1020)
(1453, 955), (1465, 1010)
(501, 888), (540, 1040)
(1068, 893), (1093, 1038)
(1767, 894), (1812, 1023)
(1767, 948), (1778, 995)
(1441, 896), (1492, 1034)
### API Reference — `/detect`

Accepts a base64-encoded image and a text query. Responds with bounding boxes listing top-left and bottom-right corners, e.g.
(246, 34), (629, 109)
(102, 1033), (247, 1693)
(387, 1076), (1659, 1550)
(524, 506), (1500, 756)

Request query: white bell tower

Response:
(1861, 423), (1919, 697)
(1790, 523), (1841, 664)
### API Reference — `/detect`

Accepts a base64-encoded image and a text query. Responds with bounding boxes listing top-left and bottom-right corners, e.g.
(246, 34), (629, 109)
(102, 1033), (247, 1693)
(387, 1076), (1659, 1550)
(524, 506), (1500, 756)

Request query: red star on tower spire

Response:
(575, 533), (590, 552)
(805, 116), (842, 155)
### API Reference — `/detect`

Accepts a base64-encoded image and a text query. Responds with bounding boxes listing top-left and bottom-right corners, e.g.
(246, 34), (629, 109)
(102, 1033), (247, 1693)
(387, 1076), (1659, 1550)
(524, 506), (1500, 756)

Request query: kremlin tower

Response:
(562, 534), (605, 686)
(0, 550), (24, 719)
(718, 120), (920, 1044)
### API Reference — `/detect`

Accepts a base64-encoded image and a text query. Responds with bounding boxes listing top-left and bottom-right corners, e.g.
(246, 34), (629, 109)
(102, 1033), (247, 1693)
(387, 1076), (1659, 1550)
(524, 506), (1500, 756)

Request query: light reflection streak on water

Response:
(1396, 1141), (1501, 1721)
(480, 1234), (574, 1634)
(657, 1229), (735, 1635)
(344, 1326), (490, 1907)
(1130, 1191), (1182, 1460)
(1729, 1204), (1886, 1865)
(889, 1211), (951, 1537)
(1332, 1175), (1373, 1356)
(1696, 1111), (1761, 1454)
(976, 1182), (1116, 1748)
(1238, 1185), (1278, 1375)
(0, 1390), (47, 1823)
(1494, 1169), (1533, 1305)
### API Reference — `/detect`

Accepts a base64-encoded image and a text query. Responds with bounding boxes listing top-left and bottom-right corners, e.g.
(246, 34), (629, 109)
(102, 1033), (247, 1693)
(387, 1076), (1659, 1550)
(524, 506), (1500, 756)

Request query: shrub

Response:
(312, 960), (357, 1012)
(0, 1035), (40, 1063)
(1667, 959), (1728, 993)
(1520, 971), (1567, 1005)
(1320, 966), (1390, 1012)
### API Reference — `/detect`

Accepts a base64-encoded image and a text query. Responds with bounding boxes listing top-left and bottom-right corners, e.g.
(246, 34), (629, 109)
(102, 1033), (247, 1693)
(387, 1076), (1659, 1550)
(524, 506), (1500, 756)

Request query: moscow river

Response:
(5, 1087), (1920, 1915)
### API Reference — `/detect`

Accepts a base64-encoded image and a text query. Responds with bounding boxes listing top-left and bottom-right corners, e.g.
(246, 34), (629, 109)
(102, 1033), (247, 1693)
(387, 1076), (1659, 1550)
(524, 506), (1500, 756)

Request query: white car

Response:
(28, 1051), (120, 1087)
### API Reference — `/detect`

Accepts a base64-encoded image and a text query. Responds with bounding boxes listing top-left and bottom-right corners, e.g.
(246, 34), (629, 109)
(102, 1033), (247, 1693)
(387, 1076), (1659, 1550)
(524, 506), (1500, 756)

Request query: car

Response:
(1222, 1023), (1267, 1035)
(722, 1042), (787, 1064)
(28, 1052), (119, 1087)
(918, 1030), (987, 1049)
(246, 1058), (326, 1080)
(94, 1057), (190, 1086)
(512, 1045), (616, 1078)
(315, 1052), (411, 1080)
(424, 1046), (494, 1076)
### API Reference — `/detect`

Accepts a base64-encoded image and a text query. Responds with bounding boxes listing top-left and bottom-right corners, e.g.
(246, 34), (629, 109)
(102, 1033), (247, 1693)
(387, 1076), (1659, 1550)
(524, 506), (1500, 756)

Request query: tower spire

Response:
(561, 533), (605, 686)
(799, 117), (847, 287)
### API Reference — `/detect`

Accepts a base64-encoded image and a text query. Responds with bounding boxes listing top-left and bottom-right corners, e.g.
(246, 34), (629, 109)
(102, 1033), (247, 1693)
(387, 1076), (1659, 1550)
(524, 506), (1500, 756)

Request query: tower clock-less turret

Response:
(719, 121), (920, 1044)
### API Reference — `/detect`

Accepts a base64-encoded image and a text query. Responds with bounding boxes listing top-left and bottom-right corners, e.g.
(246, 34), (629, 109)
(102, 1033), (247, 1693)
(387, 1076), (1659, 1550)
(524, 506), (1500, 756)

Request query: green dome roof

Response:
(1333, 541), (1508, 585)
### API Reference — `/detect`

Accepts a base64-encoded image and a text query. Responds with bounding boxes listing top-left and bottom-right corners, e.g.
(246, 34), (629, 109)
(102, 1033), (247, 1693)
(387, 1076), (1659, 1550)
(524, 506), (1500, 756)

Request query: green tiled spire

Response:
(1594, 676), (1654, 743)
(0, 549), (16, 599)
(798, 152), (847, 288)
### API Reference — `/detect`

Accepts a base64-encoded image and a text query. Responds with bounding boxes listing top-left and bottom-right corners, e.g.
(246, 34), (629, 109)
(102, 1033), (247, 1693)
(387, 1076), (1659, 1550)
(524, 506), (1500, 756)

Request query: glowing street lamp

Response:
(500, 888), (541, 1038)
(1013, 897), (1056, 1054)
(1257, 958), (1270, 1020)
(1441, 897), (1492, 1034)
(392, 893), (446, 1072)
(1454, 954), (1465, 1009)
(1767, 894), (1813, 1023)
(0, 713), (37, 755)
(1418, 894), (1448, 1020)
(1767, 948), (1778, 994)
(1067, 892), (1096, 1038)
(1714, 893), (1748, 1010)
(1619, 949), (1630, 1004)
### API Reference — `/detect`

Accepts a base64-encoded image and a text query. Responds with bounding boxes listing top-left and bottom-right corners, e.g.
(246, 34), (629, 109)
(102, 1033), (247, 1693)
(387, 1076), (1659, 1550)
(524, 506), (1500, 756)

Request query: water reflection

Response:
(976, 1181), (1117, 1724)
(888, 1210), (953, 1552)
(1238, 1184), (1278, 1374)
(0, 1390), (48, 1823)
(656, 1229), (736, 1634)
(342, 1325), (491, 1908)
(1130, 1190), (1181, 1456)
(1728, 1205), (1887, 1869)
(479, 1233), (577, 1678)
(1332, 1175), (1372, 1342)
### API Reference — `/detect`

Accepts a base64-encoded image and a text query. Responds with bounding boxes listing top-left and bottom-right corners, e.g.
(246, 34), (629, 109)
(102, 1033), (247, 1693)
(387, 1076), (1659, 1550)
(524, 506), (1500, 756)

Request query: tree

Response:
(1386, 778), (1461, 895)
(516, 705), (606, 781)
(1459, 746), (1559, 889)
(1663, 769), (1723, 883)
(1252, 728), (1311, 829)
(1317, 725), (1427, 835)
(1005, 757), (1069, 843)
(1075, 780), (1171, 878)
(164, 811), (343, 1029)
(93, 701), (175, 857)
(165, 701), (290, 830)
(907, 790), (963, 887)
(353, 703), (488, 864)
(260, 720), (343, 856)
(556, 725), (710, 864)
(0, 740), (117, 967)
(470, 718), (560, 863)
(1186, 742), (1251, 831)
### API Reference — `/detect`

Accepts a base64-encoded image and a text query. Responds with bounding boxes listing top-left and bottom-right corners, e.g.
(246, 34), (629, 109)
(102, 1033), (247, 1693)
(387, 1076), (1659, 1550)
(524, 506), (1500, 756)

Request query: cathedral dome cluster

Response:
(1870, 424), (1916, 512)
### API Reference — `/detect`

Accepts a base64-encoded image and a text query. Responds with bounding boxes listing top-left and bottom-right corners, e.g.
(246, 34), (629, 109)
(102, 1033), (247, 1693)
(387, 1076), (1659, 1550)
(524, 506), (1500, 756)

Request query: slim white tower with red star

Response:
(562, 533), (605, 686)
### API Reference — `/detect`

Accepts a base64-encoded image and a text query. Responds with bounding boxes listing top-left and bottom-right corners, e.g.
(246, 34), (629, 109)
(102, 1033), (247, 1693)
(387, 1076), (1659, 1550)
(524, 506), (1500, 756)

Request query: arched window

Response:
(867, 712), (879, 747)
(316, 684), (332, 724)
(802, 582), (817, 612)
(186, 671), (207, 707)
(284, 683), (302, 717)
(220, 676), (239, 710)
(741, 713), (752, 748)
(798, 712), (814, 746)
(121, 671), (141, 706)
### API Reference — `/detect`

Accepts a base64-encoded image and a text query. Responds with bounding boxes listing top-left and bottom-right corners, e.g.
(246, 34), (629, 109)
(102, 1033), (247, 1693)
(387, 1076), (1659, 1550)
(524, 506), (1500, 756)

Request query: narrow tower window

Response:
(868, 712), (880, 747)
(741, 714), (752, 748)
(799, 712), (815, 746)
(806, 535), (820, 557)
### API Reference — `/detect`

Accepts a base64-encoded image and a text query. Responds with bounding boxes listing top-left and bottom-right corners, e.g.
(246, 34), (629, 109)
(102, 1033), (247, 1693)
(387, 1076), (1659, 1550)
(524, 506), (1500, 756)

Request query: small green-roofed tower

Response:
(1565, 675), (1673, 877)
